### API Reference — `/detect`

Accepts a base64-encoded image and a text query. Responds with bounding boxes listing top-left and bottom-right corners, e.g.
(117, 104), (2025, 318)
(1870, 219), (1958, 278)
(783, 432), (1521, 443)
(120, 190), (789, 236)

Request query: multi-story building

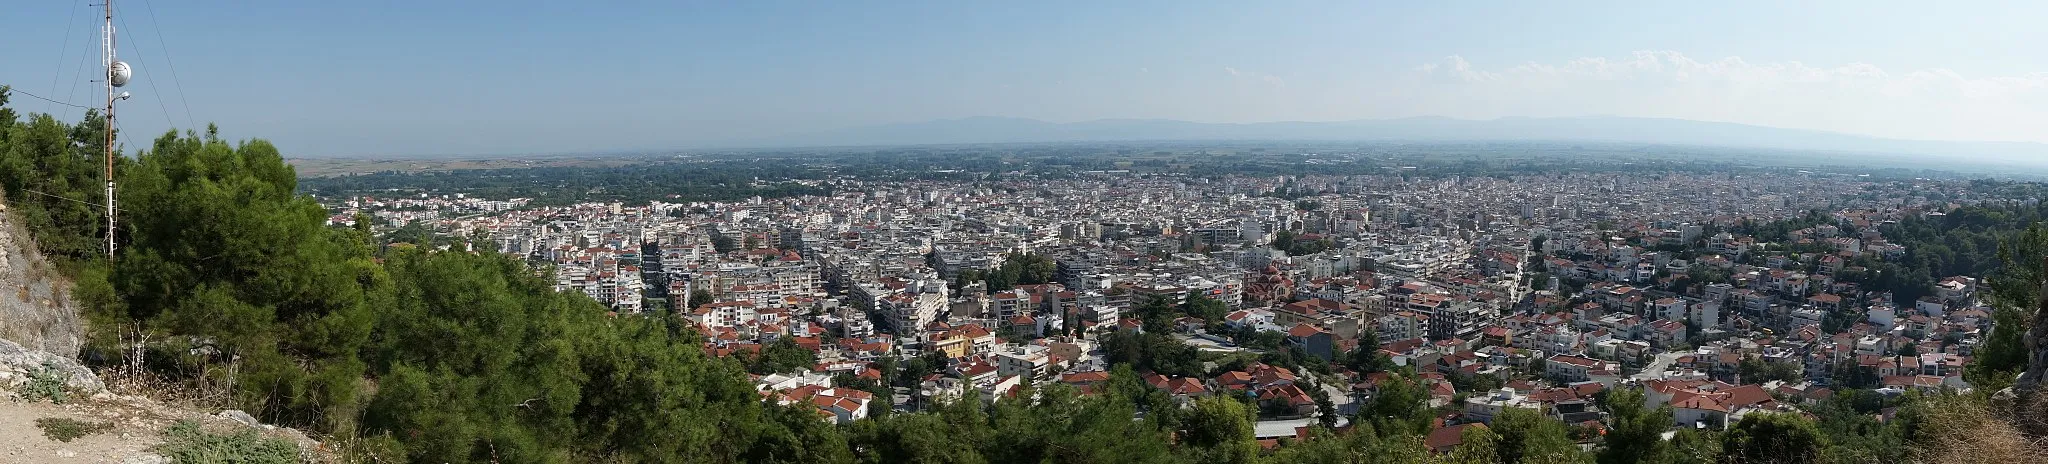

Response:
(995, 344), (1053, 381)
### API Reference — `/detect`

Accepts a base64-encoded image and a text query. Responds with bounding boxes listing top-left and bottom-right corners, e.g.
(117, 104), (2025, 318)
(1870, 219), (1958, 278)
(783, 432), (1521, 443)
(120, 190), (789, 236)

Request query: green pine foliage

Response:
(0, 99), (122, 261)
(1100, 328), (1203, 378)
(1359, 372), (1433, 437)
(1595, 387), (1671, 464)
(1720, 413), (1828, 464)
(979, 252), (1056, 291)
(1490, 408), (1588, 464)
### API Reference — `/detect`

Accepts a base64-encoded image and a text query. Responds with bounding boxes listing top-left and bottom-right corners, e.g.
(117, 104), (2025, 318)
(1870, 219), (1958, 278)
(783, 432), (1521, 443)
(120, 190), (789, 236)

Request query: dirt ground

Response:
(0, 394), (172, 464)
(0, 389), (330, 464)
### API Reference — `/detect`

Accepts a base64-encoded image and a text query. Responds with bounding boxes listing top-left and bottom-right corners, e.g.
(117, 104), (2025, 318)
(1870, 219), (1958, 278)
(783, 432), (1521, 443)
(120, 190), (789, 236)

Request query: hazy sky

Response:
(4, 1), (2046, 156)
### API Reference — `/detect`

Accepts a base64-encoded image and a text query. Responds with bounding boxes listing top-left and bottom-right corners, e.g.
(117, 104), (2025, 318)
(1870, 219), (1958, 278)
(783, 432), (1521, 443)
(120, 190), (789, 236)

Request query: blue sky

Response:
(4, 1), (2046, 156)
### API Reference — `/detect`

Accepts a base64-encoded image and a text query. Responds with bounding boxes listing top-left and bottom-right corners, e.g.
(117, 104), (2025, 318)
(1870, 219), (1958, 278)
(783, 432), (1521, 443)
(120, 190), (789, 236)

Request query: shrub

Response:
(35, 417), (110, 442)
(154, 420), (299, 464)
(21, 362), (70, 404)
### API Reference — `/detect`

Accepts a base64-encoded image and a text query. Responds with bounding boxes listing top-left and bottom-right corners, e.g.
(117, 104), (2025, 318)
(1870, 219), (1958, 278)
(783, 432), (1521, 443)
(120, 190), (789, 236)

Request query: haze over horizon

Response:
(6, 1), (2048, 156)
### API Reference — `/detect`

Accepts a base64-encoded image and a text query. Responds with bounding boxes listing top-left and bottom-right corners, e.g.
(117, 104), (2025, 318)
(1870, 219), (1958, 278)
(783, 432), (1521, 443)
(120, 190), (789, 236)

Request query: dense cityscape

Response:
(13, 2), (2048, 461)
(320, 152), (2024, 456)
(4, 78), (2046, 460)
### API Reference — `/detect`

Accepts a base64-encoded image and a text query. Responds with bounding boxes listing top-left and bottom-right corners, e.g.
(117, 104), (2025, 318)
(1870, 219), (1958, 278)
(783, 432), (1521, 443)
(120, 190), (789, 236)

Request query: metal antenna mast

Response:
(102, 0), (129, 258)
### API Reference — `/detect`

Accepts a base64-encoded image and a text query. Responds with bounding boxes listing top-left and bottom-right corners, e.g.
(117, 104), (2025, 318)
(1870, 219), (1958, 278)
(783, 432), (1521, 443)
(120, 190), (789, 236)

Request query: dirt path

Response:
(0, 395), (172, 464)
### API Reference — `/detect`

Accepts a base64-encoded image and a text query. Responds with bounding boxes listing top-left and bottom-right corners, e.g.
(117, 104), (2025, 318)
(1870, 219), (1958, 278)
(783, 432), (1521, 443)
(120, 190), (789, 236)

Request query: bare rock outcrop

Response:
(0, 202), (83, 358)
(0, 337), (104, 395)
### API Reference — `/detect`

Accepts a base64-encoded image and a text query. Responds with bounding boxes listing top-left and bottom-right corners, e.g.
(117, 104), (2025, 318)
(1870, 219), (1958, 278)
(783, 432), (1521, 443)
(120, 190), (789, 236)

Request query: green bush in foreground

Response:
(35, 417), (110, 442)
(155, 420), (299, 464)
(21, 362), (70, 404)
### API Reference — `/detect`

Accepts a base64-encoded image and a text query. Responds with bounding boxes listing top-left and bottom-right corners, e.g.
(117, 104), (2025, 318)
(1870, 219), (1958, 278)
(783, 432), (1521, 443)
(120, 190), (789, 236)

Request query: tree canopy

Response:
(1490, 408), (1588, 464)
(1720, 413), (1827, 464)
(1597, 387), (1671, 464)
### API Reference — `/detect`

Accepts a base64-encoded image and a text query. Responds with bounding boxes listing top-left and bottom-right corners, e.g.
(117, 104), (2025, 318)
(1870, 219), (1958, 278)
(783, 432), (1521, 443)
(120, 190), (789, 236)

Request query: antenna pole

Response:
(102, 0), (117, 259)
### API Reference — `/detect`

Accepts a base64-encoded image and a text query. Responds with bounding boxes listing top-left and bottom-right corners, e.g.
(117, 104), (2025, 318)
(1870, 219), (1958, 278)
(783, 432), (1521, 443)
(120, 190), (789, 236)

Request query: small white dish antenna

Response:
(110, 61), (132, 87)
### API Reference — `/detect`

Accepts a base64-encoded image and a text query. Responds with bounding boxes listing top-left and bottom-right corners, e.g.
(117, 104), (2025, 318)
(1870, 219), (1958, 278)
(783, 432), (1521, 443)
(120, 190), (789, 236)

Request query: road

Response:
(1632, 352), (1688, 381)
(1174, 333), (1255, 354)
(1322, 382), (1361, 416)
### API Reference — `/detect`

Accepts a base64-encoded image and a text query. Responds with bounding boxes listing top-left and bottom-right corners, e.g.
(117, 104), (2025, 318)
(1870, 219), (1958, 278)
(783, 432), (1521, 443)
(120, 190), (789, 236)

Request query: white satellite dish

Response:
(110, 61), (132, 88)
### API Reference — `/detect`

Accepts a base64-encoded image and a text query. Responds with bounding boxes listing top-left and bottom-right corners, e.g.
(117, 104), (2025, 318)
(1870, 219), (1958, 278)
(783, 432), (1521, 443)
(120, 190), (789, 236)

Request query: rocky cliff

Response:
(0, 202), (82, 358)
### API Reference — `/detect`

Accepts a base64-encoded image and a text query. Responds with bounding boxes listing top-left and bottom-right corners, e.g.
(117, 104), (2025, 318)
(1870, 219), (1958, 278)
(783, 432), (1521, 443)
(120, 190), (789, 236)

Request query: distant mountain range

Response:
(747, 116), (2048, 169)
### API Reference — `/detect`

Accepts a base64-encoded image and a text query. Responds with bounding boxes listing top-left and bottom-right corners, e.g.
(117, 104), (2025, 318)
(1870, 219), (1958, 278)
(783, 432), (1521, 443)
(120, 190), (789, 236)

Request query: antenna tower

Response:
(101, 0), (126, 258)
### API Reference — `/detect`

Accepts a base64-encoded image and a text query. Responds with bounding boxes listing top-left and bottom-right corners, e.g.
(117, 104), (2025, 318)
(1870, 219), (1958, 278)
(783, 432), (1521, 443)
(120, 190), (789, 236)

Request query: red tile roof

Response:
(1427, 423), (1487, 452)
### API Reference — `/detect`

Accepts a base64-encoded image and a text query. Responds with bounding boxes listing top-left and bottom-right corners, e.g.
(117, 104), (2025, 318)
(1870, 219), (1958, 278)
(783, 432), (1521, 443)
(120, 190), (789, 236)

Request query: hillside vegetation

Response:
(0, 88), (845, 462)
(4, 86), (2048, 463)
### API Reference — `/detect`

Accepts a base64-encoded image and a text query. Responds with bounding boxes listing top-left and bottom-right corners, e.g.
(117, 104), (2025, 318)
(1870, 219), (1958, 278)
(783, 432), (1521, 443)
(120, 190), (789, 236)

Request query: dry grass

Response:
(97, 358), (243, 413)
(2015, 387), (2048, 438)
(1912, 393), (2048, 464)
(95, 327), (238, 410)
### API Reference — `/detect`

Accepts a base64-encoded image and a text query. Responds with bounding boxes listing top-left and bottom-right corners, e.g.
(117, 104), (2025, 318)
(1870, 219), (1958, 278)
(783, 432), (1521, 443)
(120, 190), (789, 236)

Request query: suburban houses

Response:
(331, 168), (1994, 452)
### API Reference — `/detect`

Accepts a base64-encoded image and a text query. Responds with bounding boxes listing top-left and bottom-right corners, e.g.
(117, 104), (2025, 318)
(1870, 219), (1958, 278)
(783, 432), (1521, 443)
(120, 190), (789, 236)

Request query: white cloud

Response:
(1408, 51), (2048, 142)
(1418, 56), (1499, 83)
(1224, 66), (1286, 88)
